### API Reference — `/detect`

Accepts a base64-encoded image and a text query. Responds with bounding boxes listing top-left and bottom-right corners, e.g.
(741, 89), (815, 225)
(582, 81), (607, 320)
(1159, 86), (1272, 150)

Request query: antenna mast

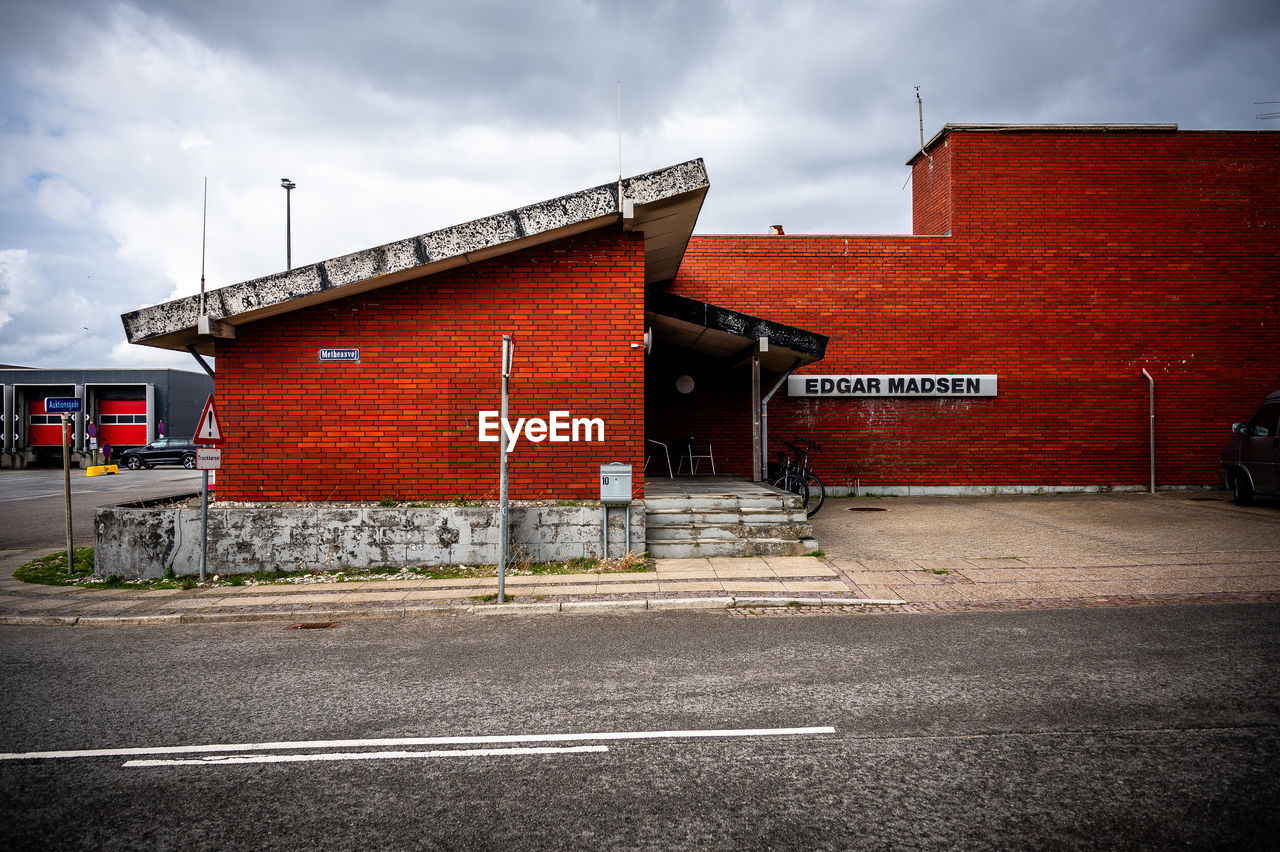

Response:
(916, 86), (925, 152)
(199, 177), (208, 317)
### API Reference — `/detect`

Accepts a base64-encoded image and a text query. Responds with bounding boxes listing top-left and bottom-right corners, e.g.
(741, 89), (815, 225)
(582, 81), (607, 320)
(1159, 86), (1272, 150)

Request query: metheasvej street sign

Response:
(319, 348), (361, 362)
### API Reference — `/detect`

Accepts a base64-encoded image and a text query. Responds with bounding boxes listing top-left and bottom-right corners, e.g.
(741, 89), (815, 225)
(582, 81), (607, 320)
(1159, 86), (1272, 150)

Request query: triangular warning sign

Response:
(192, 395), (223, 445)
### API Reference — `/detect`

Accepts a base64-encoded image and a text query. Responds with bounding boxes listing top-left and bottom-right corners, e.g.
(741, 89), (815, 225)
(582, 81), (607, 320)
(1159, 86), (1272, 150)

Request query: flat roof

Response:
(646, 292), (828, 372)
(906, 123), (1180, 165)
(123, 159), (710, 354)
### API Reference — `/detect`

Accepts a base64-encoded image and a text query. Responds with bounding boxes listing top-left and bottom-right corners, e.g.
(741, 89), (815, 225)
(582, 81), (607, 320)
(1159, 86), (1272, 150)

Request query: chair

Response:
(645, 439), (673, 478)
(677, 436), (715, 476)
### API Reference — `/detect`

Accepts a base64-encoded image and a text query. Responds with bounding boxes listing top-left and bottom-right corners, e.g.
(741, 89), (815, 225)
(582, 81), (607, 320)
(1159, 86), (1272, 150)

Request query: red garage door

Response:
(27, 400), (67, 447)
(98, 399), (147, 447)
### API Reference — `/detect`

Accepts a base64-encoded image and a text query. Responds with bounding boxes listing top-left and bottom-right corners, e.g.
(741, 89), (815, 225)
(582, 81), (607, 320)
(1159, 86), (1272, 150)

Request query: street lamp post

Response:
(280, 178), (296, 270)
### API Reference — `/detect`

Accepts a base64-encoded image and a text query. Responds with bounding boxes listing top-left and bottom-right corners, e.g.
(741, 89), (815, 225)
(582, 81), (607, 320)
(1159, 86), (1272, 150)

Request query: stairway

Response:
(644, 480), (818, 558)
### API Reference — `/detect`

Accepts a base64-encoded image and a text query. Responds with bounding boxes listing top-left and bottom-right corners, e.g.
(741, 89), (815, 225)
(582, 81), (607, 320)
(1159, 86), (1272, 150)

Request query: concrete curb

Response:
(469, 602), (560, 616)
(76, 614), (182, 626)
(0, 614), (81, 626)
(730, 597), (908, 607)
(648, 597), (734, 610)
(0, 595), (909, 627)
(561, 600), (649, 613)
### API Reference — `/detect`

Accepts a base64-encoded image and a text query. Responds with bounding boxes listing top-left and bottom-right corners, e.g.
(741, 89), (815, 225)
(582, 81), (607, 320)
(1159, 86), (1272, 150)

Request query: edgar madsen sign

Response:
(788, 374), (997, 398)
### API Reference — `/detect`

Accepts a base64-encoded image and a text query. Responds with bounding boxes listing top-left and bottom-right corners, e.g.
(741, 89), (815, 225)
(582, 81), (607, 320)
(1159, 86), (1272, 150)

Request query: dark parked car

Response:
(1220, 389), (1280, 505)
(118, 438), (198, 470)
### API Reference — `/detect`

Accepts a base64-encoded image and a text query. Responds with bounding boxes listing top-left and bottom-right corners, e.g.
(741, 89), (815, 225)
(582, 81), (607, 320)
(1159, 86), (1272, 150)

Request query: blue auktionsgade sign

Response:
(318, 348), (361, 363)
(44, 397), (83, 413)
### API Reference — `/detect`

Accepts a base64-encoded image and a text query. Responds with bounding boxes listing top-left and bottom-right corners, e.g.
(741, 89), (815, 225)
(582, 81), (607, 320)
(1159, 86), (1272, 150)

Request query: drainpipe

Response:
(1141, 369), (1155, 494)
(761, 359), (801, 482)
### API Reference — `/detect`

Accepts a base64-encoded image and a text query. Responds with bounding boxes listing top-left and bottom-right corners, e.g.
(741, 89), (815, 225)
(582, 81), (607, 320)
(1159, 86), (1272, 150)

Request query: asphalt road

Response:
(0, 468), (203, 549)
(1, 604), (1276, 849)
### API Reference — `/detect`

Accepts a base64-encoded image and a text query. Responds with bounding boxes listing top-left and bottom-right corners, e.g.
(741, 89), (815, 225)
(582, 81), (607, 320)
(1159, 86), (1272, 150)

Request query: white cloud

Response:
(0, 0), (1276, 369)
(0, 250), (37, 328)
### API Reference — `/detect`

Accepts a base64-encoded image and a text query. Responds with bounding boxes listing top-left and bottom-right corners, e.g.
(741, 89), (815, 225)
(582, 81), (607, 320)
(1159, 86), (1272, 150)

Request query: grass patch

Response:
(807, 550), (826, 558)
(14, 548), (189, 590)
(14, 548), (96, 585)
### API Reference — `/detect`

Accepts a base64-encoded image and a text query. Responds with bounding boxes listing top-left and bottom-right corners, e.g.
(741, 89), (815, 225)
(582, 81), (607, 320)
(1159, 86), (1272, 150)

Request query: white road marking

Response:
(0, 726), (836, 762)
(124, 745), (608, 767)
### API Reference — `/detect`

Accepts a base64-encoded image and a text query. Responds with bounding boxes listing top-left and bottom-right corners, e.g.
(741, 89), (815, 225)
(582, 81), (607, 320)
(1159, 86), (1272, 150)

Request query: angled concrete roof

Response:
(123, 159), (710, 353)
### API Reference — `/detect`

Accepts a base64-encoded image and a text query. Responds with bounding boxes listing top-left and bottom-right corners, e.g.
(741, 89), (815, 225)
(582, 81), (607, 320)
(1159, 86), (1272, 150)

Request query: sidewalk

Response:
(2, 547), (1278, 627)
(2, 492), (1278, 626)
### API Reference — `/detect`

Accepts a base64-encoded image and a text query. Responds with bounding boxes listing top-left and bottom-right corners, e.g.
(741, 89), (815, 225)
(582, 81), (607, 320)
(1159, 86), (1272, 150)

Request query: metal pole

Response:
(281, 178), (296, 271)
(62, 414), (73, 573)
(1141, 369), (1155, 494)
(199, 470), (209, 583)
(498, 335), (511, 603)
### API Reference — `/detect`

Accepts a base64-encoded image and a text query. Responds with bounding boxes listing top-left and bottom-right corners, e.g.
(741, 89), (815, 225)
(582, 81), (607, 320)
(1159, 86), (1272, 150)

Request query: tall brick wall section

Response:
(910, 135), (952, 236)
(665, 130), (1280, 488)
(216, 228), (645, 501)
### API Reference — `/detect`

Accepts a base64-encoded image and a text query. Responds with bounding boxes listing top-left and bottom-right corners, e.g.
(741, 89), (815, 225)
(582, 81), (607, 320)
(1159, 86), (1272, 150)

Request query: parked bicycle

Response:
(772, 437), (826, 517)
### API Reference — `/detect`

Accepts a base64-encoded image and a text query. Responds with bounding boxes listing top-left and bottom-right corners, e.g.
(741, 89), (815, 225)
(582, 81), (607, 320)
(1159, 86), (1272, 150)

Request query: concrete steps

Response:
(644, 490), (816, 558)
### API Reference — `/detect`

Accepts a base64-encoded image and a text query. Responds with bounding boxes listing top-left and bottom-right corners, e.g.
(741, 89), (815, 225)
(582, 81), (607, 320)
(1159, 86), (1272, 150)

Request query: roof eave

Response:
(123, 159), (710, 354)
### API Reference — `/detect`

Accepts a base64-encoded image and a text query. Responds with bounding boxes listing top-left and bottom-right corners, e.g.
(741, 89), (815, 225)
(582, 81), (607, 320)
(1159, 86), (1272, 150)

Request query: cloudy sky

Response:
(1, 0), (1277, 371)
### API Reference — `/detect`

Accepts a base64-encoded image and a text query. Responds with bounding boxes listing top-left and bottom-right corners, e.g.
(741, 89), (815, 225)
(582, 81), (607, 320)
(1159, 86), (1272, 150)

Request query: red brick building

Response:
(124, 124), (1280, 501)
(657, 125), (1280, 491)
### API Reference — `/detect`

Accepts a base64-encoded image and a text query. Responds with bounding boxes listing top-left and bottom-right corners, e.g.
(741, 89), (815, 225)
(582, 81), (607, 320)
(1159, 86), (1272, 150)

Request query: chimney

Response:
(768, 225), (785, 235)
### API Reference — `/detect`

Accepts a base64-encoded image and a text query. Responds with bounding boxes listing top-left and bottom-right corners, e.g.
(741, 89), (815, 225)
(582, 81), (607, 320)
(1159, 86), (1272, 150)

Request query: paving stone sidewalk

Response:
(2, 546), (1279, 627)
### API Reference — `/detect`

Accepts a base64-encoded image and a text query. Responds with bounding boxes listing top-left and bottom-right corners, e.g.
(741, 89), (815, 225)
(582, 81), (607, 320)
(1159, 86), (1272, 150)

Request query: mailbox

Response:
(599, 463), (632, 505)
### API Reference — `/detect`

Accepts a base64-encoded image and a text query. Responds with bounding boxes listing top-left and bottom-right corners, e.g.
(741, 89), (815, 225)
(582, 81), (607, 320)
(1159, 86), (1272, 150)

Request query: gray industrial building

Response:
(0, 367), (213, 468)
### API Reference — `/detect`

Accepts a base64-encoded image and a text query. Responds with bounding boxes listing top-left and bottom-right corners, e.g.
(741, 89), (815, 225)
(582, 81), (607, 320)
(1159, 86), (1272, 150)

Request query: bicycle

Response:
(771, 437), (826, 518)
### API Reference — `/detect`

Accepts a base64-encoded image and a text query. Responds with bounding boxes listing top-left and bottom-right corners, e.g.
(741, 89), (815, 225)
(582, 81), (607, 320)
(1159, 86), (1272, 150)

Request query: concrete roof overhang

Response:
(645, 292), (828, 373)
(123, 159), (710, 354)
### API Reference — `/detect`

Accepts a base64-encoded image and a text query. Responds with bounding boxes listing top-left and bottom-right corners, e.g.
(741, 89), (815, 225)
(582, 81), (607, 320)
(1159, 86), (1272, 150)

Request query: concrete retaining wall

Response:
(94, 502), (645, 579)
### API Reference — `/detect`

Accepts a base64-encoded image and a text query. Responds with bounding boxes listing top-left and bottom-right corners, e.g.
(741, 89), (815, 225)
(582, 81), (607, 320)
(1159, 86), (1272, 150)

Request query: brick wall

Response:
(664, 129), (1280, 488)
(911, 134), (952, 235)
(216, 228), (645, 501)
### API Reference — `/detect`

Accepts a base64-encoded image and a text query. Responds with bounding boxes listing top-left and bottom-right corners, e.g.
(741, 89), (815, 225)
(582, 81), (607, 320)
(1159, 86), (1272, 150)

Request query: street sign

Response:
(196, 447), (222, 470)
(192, 395), (223, 446)
(319, 348), (360, 362)
(44, 397), (82, 414)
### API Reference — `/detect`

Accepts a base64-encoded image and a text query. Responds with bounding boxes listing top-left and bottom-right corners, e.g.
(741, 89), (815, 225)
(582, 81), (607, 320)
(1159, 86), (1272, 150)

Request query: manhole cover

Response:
(848, 507), (889, 512)
(287, 622), (341, 630)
